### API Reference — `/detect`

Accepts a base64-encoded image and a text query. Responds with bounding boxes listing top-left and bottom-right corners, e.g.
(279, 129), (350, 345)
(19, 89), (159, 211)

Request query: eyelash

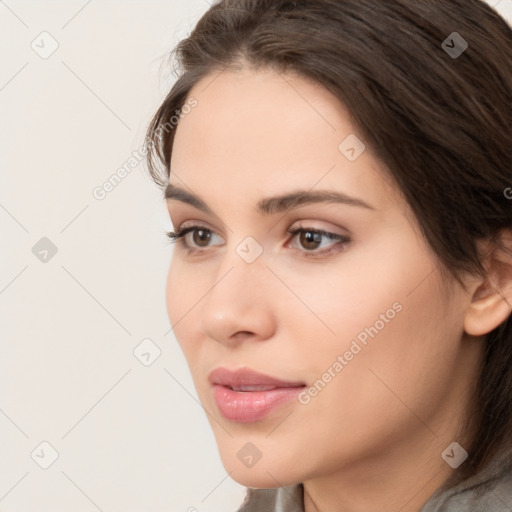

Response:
(164, 224), (351, 258)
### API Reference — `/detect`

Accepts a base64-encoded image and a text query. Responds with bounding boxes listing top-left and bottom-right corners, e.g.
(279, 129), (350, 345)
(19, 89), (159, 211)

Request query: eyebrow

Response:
(164, 183), (376, 215)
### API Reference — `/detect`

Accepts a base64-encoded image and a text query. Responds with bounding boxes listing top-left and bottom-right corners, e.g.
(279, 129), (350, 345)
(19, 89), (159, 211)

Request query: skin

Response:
(164, 65), (510, 512)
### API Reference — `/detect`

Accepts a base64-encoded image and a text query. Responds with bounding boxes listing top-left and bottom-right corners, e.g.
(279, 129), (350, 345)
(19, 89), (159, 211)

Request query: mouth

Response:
(208, 367), (306, 423)
(222, 384), (282, 392)
(208, 366), (306, 388)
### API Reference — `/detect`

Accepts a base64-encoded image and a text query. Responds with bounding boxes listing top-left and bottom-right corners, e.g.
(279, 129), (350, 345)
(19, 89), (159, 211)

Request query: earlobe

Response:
(464, 230), (512, 337)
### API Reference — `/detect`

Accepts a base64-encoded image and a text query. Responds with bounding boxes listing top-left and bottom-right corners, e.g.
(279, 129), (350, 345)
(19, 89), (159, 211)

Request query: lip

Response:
(208, 367), (306, 388)
(209, 367), (306, 423)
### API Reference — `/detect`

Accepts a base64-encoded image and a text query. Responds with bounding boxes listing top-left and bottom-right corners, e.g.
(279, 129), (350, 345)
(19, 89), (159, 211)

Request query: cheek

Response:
(165, 259), (199, 356)
(296, 270), (458, 449)
(165, 261), (179, 327)
(291, 242), (457, 420)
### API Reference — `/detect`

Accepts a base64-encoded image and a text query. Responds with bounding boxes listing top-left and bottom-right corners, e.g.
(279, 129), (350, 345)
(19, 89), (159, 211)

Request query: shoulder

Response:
(420, 456), (512, 512)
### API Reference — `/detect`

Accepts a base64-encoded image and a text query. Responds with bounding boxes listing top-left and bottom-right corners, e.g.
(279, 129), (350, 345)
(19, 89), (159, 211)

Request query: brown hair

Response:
(144, 0), (512, 491)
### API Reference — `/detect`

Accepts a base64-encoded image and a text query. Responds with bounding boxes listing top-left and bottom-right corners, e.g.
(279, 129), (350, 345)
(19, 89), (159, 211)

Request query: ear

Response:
(464, 229), (512, 336)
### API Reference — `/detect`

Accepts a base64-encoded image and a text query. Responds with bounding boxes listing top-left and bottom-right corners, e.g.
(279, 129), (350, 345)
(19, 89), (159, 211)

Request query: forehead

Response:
(175, 67), (352, 160)
(169, 67), (401, 212)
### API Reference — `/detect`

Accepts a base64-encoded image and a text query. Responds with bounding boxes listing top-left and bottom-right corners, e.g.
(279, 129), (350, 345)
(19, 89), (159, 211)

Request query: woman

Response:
(144, 0), (512, 510)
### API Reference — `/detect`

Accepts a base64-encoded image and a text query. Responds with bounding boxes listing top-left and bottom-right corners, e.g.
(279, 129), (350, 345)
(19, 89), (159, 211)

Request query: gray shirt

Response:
(236, 452), (512, 511)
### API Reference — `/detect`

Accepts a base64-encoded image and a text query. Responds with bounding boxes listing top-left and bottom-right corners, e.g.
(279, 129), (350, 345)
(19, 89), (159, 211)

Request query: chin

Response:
(216, 444), (304, 489)
(227, 466), (292, 489)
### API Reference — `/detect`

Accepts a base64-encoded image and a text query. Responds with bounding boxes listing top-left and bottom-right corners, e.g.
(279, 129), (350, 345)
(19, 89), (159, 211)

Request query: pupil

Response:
(194, 229), (210, 246)
(302, 231), (320, 249)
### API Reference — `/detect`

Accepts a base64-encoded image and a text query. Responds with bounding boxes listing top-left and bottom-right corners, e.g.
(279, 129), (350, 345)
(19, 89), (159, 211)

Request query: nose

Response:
(199, 248), (277, 347)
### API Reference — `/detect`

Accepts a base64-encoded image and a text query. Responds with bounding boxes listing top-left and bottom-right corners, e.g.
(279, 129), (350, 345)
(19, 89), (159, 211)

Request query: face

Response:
(164, 66), (477, 488)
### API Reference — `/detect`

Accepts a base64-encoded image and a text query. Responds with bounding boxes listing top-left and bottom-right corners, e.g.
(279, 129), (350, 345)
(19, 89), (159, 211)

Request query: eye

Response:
(286, 226), (350, 257)
(165, 224), (351, 258)
(165, 225), (222, 251)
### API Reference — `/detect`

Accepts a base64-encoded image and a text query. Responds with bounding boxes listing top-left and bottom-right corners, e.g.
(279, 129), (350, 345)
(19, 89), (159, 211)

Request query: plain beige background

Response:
(1, 0), (511, 511)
